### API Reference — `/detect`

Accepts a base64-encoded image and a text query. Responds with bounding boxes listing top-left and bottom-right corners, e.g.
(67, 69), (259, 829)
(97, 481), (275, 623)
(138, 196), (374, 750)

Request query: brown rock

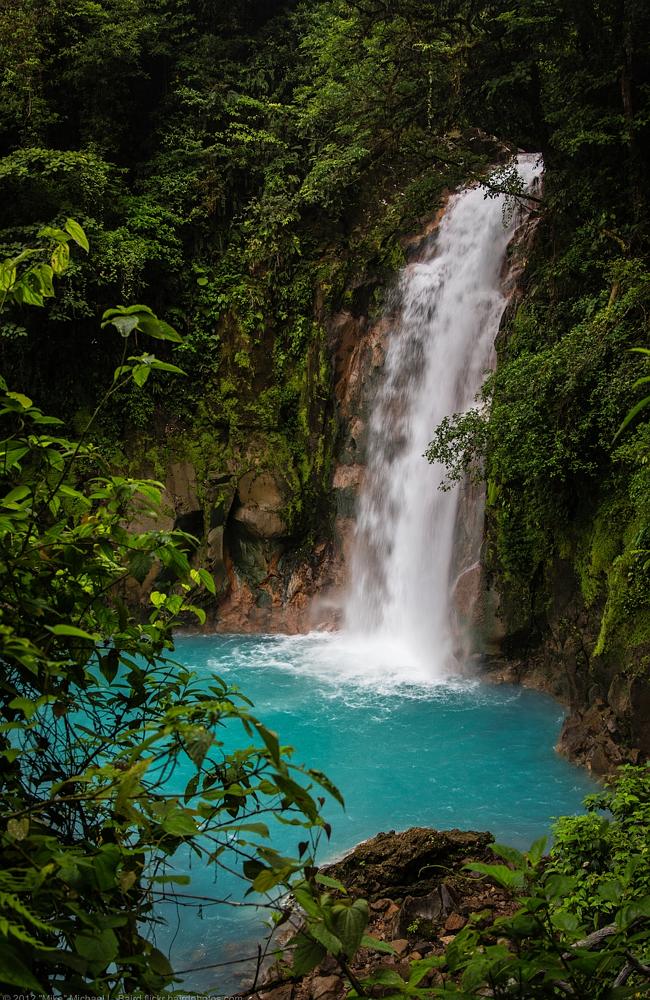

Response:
(311, 975), (343, 1000)
(440, 935), (456, 946)
(444, 913), (467, 932)
(333, 464), (364, 490)
(390, 939), (410, 957)
(324, 828), (493, 901)
(259, 986), (293, 1000)
(233, 471), (288, 539)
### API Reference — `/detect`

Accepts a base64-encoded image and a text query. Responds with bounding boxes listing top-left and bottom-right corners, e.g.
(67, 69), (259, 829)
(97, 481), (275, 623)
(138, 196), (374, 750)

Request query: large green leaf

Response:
(292, 932), (326, 976)
(334, 899), (368, 957)
(74, 928), (119, 964)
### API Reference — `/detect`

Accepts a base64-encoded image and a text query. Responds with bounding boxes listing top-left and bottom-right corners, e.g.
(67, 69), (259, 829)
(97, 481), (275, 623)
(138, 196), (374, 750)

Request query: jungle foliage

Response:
(2, 0), (650, 995)
(0, 241), (342, 993)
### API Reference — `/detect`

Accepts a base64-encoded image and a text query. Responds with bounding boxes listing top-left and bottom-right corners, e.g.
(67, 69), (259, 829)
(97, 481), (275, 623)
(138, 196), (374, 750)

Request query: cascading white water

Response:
(345, 154), (543, 677)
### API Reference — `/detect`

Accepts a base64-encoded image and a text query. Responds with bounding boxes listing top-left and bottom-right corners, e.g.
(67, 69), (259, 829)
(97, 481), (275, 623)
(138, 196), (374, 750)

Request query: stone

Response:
(333, 463), (364, 490)
(444, 912), (467, 932)
(259, 986), (293, 1000)
(207, 525), (225, 563)
(440, 935), (456, 946)
(310, 975), (342, 1000)
(324, 828), (493, 901)
(398, 883), (457, 936)
(390, 939), (410, 957)
(233, 470), (289, 540)
(166, 461), (199, 514)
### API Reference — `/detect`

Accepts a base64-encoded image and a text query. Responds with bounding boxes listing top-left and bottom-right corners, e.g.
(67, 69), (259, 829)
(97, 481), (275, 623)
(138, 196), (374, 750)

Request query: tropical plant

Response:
(0, 227), (338, 993)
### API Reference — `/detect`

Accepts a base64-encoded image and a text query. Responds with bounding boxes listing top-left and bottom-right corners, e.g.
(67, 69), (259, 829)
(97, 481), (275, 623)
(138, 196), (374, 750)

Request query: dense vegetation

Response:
(2, 0), (650, 995)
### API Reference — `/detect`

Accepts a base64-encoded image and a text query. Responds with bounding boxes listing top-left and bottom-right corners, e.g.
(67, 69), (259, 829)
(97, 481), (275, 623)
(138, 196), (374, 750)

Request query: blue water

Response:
(155, 632), (596, 991)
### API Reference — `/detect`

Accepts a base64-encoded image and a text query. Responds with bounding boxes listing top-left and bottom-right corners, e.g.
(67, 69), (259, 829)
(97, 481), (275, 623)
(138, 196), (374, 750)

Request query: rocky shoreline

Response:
(248, 828), (518, 1000)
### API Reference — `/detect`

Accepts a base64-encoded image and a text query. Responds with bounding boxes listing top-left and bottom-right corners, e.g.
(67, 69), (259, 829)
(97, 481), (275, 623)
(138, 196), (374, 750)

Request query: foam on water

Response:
(207, 630), (475, 698)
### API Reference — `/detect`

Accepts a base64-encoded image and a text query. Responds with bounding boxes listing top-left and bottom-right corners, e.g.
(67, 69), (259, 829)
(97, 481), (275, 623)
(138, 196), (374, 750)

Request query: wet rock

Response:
(557, 701), (641, 775)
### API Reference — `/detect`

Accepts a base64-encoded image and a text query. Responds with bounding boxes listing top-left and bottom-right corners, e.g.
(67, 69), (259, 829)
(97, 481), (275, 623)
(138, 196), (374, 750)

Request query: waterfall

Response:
(345, 154), (543, 677)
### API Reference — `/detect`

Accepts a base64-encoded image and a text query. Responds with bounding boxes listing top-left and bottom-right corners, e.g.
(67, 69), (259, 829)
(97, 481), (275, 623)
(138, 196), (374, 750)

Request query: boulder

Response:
(233, 470), (289, 540)
(324, 827), (493, 901)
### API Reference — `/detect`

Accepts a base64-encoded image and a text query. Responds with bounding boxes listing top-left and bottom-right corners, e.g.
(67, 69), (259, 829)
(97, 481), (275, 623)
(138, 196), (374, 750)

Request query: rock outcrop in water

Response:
(250, 828), (517, 1000)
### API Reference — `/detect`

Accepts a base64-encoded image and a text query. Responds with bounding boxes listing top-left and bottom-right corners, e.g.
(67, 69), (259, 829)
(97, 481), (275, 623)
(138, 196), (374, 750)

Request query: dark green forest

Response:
(2, 0), (650, 995)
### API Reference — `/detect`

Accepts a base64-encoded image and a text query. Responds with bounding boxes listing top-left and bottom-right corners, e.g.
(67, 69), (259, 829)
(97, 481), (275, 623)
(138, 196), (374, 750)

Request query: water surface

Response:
(157, 632), (596, 991)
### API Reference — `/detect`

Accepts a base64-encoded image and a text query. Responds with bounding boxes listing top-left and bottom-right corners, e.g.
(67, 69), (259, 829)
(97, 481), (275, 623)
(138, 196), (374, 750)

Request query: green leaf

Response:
(614, 395), (650, 441)
(408, 954), (446, 985)
(75, 928), (119, 964)
(160, 808), (198, 837)
(361, 934), (397, 954)
(252, 867), (282, 893)
(1, 485), (31, 507)
(464, 861), (525, 890)
(274, 773), (319, 821)
(51, 241), (70, 275)
(132, 365), (151, 387)
(315, 873), (347, 892)
(492, 843), (526, 867)
(6, 391), (32, 409)
(108, 315), (140, 338)
(46, 624), (99, 641)
(292, 932), (326, 976)
(551, 910), (580, 932)
(8, 696), (38, 719)
(616, 895), (650, 929)
(64, 218), (89, 252)
(255, 722), (281, 765)
(136, 315), (183, 343)
(308, 768), (345, 808)
(334, 899), (368, 957)
(6, 817), (29, 841)
(148, 947), (173, 977)
(527, 836), (547, 865)
(544, 874), (576, 900)
(365, 968), (406, 987)
(292, 884), (323, 918)
(306, 919), (342, 956)
(198, 567), (216, 594)
(0, 952), (45, 991)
